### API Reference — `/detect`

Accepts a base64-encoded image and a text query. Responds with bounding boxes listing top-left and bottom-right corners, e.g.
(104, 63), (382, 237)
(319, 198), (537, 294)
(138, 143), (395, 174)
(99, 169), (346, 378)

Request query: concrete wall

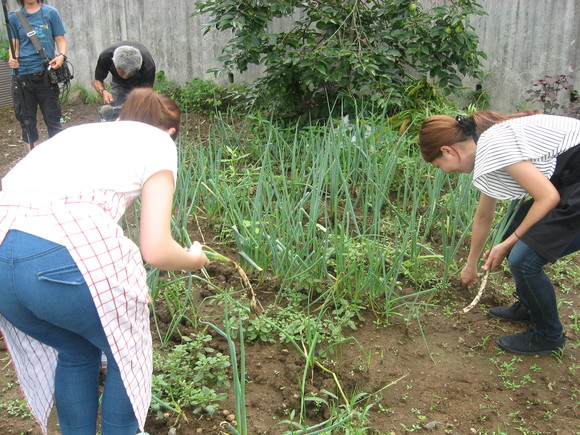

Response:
(465, 0), (578, 112)
(48, 0), (262, 88)
(2, 0), (262, 90)
(3, 0), (578, 113)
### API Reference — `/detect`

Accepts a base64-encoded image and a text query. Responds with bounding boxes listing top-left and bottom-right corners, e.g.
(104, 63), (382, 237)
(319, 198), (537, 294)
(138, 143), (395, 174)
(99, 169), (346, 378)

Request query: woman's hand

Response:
(461, 264), (480, 289)
(481, 241), (511, 272)
(186, 241), (210, 271)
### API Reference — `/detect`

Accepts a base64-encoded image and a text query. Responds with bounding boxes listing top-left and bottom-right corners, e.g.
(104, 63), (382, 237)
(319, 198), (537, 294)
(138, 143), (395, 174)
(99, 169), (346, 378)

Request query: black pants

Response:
(12, 73), (62, 145)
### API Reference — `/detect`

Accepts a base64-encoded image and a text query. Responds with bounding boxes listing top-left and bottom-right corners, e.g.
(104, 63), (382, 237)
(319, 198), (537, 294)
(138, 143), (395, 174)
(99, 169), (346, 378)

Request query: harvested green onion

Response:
(202, 245), (263, 315)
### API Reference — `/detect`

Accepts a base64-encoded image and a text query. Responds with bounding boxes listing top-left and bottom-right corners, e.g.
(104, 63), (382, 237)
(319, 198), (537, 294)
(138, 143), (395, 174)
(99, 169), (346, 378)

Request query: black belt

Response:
(19, 71), (46, 78)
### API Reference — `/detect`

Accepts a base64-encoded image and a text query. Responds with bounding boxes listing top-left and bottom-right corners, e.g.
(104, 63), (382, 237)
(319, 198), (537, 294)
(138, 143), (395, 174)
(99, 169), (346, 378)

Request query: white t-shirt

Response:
(473, 114), (580, 200)
(3, 121), (177, 243)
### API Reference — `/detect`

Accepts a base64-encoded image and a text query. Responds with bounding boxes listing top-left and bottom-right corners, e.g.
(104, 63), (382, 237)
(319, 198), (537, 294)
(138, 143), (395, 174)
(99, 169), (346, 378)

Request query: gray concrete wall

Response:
(464, 0), (578, 112)
(47, 0), (262, 89)
(3, 0), (578, 113)
(2, 0), (262, 90)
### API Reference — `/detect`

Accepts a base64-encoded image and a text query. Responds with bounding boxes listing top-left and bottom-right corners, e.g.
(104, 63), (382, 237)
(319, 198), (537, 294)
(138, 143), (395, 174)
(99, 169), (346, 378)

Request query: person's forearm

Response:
(466, 194), (496, 267)
(8, 39), (18, 59)
(142, 236), (208, 272)
(502, 160), (560, 244)
(513, 196), (559, 240)
(93, 79), (110, 100)
(93, 79), (105, 93)
(55, 36), (66, 56)
(139, 171), (210, 273)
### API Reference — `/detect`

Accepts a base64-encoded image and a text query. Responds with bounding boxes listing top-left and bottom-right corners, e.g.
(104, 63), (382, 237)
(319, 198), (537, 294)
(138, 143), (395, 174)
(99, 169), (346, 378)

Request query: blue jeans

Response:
(508, 234), (580, 340)
(0, 230), (138, 435)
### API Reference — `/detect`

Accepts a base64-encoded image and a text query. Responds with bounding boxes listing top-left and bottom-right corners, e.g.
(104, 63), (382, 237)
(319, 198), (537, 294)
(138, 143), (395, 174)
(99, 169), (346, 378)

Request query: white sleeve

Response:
(140, 133), (178, 185)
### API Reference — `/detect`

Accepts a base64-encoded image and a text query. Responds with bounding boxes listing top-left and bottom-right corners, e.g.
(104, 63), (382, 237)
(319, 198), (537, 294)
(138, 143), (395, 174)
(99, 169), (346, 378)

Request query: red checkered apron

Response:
(0, 190), (153, 433)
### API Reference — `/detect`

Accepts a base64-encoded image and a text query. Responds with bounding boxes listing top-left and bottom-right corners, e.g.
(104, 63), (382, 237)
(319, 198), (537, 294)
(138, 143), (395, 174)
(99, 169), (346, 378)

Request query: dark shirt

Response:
(94, 41), (156, 90)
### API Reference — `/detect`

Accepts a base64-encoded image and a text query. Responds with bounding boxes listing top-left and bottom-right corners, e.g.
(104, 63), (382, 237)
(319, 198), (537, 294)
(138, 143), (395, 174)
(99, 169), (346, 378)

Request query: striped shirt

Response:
(473, 114), (580, 200)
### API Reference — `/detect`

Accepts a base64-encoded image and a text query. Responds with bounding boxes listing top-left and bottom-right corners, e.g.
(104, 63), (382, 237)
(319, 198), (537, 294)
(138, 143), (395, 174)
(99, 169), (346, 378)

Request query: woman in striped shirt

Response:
(419, 110), (580, 356)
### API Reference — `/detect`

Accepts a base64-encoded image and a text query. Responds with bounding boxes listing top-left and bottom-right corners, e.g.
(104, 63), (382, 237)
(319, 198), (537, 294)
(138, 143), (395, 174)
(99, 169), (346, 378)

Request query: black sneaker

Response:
(488, 293), (531, 322)
(498, 329), (565, 356)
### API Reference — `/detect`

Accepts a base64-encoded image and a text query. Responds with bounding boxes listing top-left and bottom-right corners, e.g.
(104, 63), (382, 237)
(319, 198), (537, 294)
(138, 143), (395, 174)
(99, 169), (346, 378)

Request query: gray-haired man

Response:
(93, 41), (156, 105)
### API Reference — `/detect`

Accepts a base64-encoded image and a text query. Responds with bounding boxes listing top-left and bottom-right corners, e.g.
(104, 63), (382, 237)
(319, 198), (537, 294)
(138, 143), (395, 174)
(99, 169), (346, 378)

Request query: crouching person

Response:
(0, 88), (209, 434)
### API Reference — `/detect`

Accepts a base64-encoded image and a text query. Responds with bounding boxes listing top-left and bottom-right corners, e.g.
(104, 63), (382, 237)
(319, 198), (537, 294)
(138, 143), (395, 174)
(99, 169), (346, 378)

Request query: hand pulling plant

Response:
(179, 227), (263, 314)
(461, 199), (523, 313)
(202, 245), (264, 315)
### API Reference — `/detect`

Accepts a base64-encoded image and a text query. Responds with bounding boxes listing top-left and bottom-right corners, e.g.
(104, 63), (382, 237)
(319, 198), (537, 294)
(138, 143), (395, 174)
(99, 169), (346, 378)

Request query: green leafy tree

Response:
(194, 0), (487, 117)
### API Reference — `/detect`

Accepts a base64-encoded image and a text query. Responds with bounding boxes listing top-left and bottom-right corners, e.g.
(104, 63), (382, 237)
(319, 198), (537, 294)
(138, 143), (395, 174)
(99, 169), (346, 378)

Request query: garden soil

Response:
(0, 98), (578, 434)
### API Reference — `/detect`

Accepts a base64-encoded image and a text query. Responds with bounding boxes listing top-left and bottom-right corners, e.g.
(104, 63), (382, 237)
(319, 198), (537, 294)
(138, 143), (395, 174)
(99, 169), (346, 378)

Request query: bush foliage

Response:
(193, 0), (487, 117)
(155, 71), (249, 114)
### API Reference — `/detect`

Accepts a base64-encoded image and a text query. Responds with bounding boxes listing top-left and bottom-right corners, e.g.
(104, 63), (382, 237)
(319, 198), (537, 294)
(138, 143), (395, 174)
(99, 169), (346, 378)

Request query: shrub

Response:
(154, 71), (250, 114)
(194, 0), (487, 118)
(525, 74), (579, 118)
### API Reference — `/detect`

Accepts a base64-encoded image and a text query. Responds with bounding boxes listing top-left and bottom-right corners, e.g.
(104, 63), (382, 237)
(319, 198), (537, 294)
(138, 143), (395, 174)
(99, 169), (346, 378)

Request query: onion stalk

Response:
(202, 245), (263, 315)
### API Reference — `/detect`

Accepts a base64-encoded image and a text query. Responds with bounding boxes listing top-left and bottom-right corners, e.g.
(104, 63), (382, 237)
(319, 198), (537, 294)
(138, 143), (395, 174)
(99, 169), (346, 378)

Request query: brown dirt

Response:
(0, 98), (578, 434)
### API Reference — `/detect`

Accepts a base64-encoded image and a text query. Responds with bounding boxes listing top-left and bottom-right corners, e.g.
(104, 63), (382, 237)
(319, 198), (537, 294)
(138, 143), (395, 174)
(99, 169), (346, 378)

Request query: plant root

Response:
(232, 261), (263, 315)
(202, 246), (263, 315)
(461, 271), (489, 314)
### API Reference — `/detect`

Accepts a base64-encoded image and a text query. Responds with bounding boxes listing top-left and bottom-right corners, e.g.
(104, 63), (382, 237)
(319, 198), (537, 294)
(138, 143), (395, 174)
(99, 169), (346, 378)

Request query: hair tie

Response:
(455, 115), (477, 138)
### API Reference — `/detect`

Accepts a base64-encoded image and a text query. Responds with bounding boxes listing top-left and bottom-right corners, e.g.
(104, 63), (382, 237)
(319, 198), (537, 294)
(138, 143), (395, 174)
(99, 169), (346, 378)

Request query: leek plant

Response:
(139, 106), (496, 430)
(202, 311), (248, 435)
(141, 108), (487, 338)
(436, 175), (478, 285)
(147, 112), (481, 320)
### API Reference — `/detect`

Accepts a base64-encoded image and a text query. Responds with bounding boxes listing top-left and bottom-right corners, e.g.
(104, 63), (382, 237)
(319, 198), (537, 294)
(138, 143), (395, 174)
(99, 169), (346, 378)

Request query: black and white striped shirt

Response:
(473, 114), (580, 200)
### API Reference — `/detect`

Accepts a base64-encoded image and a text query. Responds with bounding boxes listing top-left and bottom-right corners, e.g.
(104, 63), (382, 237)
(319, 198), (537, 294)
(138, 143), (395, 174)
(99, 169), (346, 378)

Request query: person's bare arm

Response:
(461, 193), (497, 288)
(139, 170), (209, 272)
(49, 35), (66, 69)
(482, 161), (559, 272)
(7, 39), (19, 69)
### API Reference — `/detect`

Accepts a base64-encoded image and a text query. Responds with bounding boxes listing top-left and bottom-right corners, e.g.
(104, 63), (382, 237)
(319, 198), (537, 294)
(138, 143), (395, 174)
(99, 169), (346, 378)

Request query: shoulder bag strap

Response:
(15, 9), (50, 63)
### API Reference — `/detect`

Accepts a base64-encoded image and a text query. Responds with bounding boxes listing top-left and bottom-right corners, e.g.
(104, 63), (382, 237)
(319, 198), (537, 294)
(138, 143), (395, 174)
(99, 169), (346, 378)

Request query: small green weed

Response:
(569, 311), (579, 333)
(154, 72), (249, 115)
(0, 399), (33, 419)
(72, 85), (102, 104)
(151, 332), (230, 418)
(280, 389), (376, 434)
(489, 356), (536, 391)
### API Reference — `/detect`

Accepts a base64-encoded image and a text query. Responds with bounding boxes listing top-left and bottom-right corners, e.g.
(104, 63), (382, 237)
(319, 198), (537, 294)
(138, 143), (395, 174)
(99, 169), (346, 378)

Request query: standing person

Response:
(418, 111), (580, 356)
(0, 88), (210, 434)
(7, 0), (67, 150)
(93, 41), (156, 106)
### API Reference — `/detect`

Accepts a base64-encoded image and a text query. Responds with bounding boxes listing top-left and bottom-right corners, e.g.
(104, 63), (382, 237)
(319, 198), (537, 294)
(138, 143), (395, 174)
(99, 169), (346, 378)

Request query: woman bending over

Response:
(419, 110), (580, 355)
(0, 88), (209, 434)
